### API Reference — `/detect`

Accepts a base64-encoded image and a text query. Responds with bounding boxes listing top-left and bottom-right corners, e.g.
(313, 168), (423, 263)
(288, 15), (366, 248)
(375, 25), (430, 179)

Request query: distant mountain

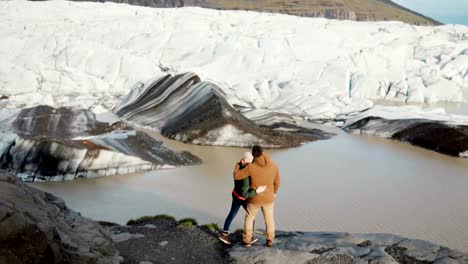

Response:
(69, 0), (441, 25)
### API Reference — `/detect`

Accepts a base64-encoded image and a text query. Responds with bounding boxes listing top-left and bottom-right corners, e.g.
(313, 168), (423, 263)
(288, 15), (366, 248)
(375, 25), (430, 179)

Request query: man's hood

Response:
(254, 152), (270, 167)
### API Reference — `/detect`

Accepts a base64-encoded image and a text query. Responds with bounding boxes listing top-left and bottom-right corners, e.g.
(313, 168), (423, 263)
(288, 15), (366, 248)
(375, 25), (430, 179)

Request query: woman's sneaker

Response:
(218, 232), (231, 245)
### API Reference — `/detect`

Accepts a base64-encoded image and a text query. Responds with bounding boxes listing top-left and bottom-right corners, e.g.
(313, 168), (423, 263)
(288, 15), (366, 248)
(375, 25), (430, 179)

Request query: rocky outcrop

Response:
(228, 231), (468, 264)
(0, 106), (201, 182)
(115, 73), (332, 148)
(106, 218), (226, 264)
(102, 217), (468, 264)
(0, 172), (122, 263)
(344, 116), (468, 157)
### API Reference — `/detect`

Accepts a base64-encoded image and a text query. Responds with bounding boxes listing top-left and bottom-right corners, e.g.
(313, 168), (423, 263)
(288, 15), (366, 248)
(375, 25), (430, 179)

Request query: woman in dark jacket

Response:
(218, 152), (266, 245)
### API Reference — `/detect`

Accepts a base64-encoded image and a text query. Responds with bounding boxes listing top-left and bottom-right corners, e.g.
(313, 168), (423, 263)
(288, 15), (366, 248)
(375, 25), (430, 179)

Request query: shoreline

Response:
(2, 172), (467, 263)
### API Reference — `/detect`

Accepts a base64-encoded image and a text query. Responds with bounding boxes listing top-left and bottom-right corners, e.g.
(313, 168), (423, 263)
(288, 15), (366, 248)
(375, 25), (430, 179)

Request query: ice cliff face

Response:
(1, 1), (467, 120)
(115, 73), (332, 147)
(0, 106), (200, 182)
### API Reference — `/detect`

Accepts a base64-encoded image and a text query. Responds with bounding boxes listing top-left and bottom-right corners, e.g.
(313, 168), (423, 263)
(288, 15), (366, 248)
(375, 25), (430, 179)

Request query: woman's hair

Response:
(252, 145), (263, 158)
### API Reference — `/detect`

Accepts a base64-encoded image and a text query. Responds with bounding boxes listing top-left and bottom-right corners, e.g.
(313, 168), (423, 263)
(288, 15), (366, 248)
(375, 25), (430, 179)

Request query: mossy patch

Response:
(178, 218), (198, 228)
(127, 214), (176, 225)
(203, 223), (220, 231)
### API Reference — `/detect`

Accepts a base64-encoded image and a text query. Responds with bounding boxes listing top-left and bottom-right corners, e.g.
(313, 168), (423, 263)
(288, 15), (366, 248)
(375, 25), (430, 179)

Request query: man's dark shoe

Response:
(266, 240), (273, 247)
(218, 232), (231, 245)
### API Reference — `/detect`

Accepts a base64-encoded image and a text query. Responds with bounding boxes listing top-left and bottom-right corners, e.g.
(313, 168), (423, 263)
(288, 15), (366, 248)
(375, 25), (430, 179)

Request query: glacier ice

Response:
(0, 1), (467, 120)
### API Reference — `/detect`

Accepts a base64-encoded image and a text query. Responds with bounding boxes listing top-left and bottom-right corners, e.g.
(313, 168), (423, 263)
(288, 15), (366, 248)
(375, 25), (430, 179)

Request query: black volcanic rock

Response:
(0, 172), (122, 263)
(393, 122), (468, 157)
(344, 116), (468, 157)
(1, 106), (201, 182)
(114, 73), (332, 148)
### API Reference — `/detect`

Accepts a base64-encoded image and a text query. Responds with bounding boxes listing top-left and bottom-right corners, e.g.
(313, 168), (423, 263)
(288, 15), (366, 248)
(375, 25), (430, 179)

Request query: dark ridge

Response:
(115, 72), (332, 148)
(38, 0), (440, 25)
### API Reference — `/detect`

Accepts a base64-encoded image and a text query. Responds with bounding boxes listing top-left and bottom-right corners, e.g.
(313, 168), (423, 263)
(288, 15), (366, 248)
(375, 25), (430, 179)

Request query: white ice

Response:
(1, 1), (468, 121)
(191, 124), (265, 147)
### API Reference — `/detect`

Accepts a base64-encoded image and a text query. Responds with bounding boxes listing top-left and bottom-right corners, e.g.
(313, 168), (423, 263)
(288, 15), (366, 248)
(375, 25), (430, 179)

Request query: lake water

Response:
(31, 125), (468, 253)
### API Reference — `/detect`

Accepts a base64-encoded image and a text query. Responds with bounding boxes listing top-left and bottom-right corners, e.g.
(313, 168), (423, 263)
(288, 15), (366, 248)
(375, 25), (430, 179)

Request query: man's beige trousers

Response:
(243, 202), (275, 243)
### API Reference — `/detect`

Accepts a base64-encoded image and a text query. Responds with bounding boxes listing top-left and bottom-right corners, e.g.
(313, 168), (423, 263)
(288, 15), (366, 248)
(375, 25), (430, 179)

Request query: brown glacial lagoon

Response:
(32, 126), (468, 253)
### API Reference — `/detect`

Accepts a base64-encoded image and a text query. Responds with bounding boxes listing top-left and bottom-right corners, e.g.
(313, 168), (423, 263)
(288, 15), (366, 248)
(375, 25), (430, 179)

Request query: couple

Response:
(218, 145), (281, 247)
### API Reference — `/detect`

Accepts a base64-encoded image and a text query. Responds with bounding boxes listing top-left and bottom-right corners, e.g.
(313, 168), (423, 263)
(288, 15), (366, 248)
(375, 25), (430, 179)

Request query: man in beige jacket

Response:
(234, 145), (281, 247)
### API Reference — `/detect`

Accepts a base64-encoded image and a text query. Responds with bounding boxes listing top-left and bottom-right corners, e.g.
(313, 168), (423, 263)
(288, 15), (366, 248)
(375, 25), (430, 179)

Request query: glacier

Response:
(1, 1), (468, 120)
(1, 1), (468, 159)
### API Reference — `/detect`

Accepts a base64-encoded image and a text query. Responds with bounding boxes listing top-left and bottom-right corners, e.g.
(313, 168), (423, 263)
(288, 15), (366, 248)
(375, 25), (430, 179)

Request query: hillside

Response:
(70, 0), (441, 25)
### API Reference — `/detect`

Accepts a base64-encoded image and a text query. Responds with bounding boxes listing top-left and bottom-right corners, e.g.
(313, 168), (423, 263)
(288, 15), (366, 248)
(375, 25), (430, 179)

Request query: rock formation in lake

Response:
(104, 217), (468, 263)
(67, 0), (440, 25)
(114, 73), (332, 148)
(0, 172), (123, 263)
(0, 106), (200, 182)
(344, 116), (468, 157)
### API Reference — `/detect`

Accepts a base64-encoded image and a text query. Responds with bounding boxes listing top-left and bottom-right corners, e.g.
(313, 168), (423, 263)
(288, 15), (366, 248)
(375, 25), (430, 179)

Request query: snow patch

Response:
(192, 124), (264, 147)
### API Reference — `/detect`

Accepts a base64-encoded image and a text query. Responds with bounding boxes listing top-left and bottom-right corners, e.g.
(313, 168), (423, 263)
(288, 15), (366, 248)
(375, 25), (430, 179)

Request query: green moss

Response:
(178, 218), (198, 228)
(254, 230), (264, 235)
(203, 223), (220, 231)
(127, 214), (176, 225)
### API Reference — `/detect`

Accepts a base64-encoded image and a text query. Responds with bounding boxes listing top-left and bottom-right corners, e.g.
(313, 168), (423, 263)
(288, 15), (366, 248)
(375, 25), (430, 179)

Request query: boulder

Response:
(0, 172), (123, 263)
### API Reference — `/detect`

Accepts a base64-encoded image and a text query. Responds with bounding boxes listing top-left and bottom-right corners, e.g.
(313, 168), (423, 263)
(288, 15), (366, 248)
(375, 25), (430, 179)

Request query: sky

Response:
(392, 0), (468, 25)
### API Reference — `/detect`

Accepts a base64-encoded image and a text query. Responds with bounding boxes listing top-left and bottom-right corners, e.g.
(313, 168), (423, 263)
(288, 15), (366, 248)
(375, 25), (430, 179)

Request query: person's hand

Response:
(256, 185), (267, 194)
(240, 159), (246, 165)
